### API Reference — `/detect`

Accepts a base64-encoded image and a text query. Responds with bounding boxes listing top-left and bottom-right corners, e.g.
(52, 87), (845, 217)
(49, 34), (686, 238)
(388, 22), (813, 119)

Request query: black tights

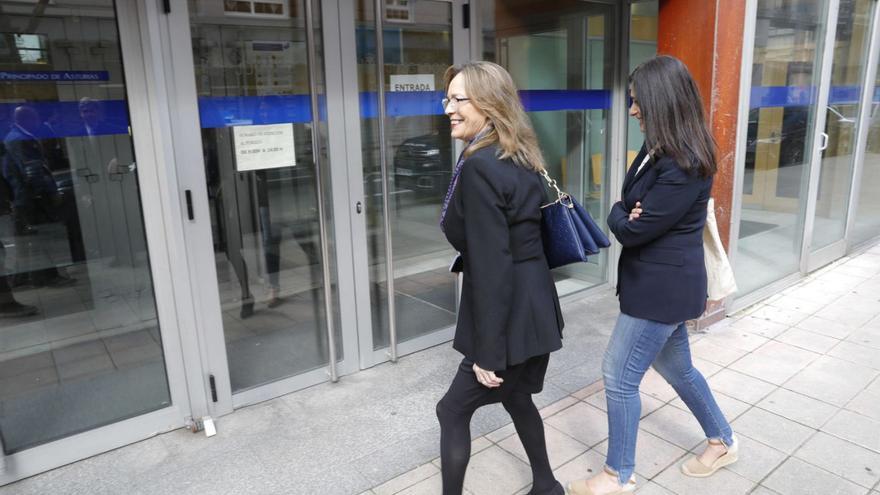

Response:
(436, 390), (558, 495)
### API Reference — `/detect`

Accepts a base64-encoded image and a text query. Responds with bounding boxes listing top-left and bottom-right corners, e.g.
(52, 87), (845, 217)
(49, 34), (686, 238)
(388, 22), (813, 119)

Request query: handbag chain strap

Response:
(539, 169), (574, 209)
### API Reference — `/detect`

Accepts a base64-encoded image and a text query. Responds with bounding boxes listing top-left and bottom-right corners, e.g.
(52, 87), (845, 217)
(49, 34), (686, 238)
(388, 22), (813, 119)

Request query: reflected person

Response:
(2, 106), (74, 287)
(436, 62), (565, 495)
(567, 56), (736, 495)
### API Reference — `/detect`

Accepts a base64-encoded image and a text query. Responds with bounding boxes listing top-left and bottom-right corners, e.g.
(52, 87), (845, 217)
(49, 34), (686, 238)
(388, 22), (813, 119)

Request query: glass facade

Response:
(0, 1), (170, 453)
(1, 0), (879, 484)
(734, 0), (829, 295)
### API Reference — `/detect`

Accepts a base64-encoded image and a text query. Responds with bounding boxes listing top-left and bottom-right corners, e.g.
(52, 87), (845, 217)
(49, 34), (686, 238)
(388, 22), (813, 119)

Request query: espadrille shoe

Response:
(681, 434), (739, 478)
(566, 476), (636, 495)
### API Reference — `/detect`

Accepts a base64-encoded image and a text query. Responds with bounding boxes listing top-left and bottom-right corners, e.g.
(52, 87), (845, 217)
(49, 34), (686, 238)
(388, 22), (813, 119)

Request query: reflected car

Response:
(392, 133), (453, 200)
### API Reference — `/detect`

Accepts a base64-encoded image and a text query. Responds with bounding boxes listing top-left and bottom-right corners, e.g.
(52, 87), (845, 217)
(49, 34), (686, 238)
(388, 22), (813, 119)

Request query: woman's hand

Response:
(473, 363), (504, 388)
(628, 201), (643, 221)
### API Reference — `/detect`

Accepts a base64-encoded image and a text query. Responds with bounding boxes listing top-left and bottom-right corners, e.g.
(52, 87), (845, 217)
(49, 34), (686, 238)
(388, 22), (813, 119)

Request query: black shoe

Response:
(240, 301), (255, 319)
(0, 301), (38, 318)
(529, 481), (565, 495)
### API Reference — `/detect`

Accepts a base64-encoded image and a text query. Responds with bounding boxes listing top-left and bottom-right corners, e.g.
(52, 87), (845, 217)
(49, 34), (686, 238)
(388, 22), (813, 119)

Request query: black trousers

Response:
(435, 356), (561, 495)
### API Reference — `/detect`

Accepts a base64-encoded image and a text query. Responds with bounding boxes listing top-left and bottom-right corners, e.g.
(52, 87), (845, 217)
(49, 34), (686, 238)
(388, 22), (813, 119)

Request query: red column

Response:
(658, 0), (746, 248)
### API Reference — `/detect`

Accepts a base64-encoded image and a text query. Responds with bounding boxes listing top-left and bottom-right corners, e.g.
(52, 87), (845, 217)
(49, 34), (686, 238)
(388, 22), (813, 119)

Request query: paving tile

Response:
(823, 409), (880, 453)
(844, 328), (880, 351)
(640, 405), (706, 451)
(396, 473), (474, 495)
(730, 408), (815, 455)
(814, 304), (877, 329)
(690, 339), (748, 367)
(722, 433), (787, 483)
(551, 449), (607, 488)
(640, 368), (678, 402)
(750, 487), (782, 495)
(585, 390), (665, 419)
(707, 369), (777, 404)
(571, 381), (604, 400)
(767, 295), (829, 315)
(594, 429), (687, 479)
(845, 389), (880, 421)
(692, 357), (723, 377)
(653, 458), (755, 494)
(757, 388), (839, 429)
(462, 446), (531, 495)
(730, 341), (820, 385)
(372, 463), (439, 495)
(795, 315), (858, 340)
(727, 315), (790, 339)
(485, 423), (517, 444)
(827, 340), (880, 370)
(784, 355), (879, 406)
(763, 457), (867, 495)
(701, 326), (770, 352)
(794, 432), (880, 488)
(749, 305), (810, 327)
(669, 391), (751, 422)
(498, 424), (588, 469)
(545, 402), (609, 448)
(633, 481), (675, 494)
(540, 396), (579, 419)
(776, 328), (842, 354)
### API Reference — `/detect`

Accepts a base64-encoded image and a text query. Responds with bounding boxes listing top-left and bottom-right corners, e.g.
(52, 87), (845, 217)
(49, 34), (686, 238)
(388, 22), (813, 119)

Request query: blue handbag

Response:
(539, 170), (611, 269)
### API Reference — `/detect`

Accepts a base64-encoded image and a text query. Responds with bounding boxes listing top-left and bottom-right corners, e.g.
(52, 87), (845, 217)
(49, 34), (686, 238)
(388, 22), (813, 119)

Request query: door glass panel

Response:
(851, 54), (880, 245)
(481, 0), (615, 297)
(734, 0), (828, 296)
(356, 1), (458, 350)
(810, 0), (874, 251)
(628, 1), (659, 163)
(0, 1), (170, 452)
(189, 0), (338, 393)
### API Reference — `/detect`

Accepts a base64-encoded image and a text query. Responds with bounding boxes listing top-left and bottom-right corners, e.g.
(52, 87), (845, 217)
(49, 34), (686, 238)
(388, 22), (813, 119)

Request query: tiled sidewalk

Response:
(365, 245), (880, 495)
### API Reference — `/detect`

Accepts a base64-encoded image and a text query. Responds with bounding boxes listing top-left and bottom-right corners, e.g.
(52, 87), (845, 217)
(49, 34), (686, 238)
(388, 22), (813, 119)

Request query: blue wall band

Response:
(2, 87), (878, 140)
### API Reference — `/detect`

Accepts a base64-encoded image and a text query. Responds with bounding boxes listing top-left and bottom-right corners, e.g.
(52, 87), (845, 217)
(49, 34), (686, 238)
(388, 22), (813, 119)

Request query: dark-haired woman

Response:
(567, 55), (737, 495)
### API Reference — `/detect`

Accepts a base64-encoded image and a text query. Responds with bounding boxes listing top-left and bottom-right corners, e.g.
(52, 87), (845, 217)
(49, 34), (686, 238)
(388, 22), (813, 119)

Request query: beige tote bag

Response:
(704, 198), (738, 301)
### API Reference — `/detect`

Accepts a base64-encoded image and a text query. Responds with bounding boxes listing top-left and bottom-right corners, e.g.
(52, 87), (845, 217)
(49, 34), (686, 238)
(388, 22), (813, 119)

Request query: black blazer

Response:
(442, 145), (563, 371)
(607, 145), (713, 324)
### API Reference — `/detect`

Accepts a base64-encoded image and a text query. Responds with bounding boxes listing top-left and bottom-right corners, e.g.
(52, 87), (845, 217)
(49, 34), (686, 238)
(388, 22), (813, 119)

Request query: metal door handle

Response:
(819, 132), (829, 151)
(356, 201), (363, 214)
(185, 190), (194, 220)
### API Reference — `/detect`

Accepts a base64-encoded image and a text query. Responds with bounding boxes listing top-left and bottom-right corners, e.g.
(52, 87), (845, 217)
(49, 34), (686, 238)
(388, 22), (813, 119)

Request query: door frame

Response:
(1, 0), (194, 484)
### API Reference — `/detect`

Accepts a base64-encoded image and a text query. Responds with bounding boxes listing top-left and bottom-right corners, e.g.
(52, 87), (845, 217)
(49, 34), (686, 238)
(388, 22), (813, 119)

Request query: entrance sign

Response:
(390, 74), (435, 92)
(232, 123), (296, 171)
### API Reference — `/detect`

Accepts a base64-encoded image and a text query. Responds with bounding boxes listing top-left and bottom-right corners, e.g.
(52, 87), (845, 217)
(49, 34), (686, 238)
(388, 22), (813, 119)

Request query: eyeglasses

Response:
(441, 96), (470, 110)
(627, 95), (638, 108)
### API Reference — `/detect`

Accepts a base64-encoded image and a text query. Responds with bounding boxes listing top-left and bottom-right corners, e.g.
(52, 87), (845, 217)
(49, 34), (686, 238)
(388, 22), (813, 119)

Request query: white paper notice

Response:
(233, 123), (296, 171)
(389, 74), (435, 92)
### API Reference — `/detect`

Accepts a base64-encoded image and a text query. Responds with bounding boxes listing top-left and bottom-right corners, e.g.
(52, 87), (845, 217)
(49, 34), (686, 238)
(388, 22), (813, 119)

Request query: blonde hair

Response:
(443, 62), (545, 172)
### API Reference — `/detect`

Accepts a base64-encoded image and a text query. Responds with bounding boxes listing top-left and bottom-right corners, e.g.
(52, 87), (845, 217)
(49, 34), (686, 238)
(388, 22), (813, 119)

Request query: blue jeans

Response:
(603, 313), (733, 484)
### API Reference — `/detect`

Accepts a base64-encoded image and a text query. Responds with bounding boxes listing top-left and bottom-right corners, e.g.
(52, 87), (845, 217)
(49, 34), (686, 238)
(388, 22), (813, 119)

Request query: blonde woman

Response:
(435, 61), (565, 495)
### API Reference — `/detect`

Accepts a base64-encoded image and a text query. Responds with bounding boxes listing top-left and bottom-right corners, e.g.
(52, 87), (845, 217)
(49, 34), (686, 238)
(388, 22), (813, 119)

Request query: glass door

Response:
(166, 0), (343, 411)
(805, 0), (877, 270)
(349, 0), (467, 365)
(0, 0), (191, 484)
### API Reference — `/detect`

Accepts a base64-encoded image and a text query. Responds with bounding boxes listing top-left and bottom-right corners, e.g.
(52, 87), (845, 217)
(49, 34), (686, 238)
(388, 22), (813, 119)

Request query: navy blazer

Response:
(442, 145), (563, 371)
(607, 145), (713, 324)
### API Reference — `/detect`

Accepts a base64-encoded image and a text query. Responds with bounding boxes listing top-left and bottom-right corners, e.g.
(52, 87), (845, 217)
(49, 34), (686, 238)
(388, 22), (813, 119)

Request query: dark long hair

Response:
(629, 55), (717, 178)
